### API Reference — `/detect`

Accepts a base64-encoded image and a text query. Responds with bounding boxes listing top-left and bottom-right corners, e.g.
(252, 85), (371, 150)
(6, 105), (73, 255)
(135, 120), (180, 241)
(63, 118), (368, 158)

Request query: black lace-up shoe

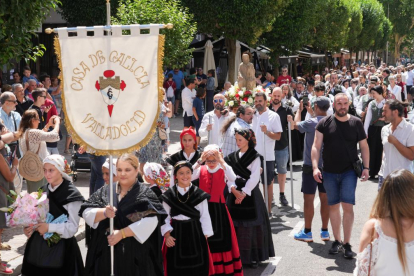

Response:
(329, 240), (343, 254)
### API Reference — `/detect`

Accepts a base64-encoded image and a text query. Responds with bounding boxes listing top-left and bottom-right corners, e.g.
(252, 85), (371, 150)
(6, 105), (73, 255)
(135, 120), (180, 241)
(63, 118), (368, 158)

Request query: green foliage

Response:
(373, 16), (392, 51)
(180, 0), (289, 45)
(356, 0), (386, 51)
(345, 0), (363, 52)
(113, 0), (196, 68)
(59, 0), (120, 26)
(378, 0), (414, 36)
(312, 0), (352, 52)
(0, 0), (60, 68)
(261, 0), (320, 68)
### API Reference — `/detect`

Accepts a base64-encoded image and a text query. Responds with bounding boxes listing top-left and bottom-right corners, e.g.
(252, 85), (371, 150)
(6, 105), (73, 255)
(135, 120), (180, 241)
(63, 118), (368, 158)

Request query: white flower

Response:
(234, 84), (239, 90)
(241, 101), (247, 105)
(238, 91), (244, 97)
(229, 91), (236, 97)
(247, 98), (253, 104)
(228, 101), (234, 107)
(242, 87), (246, 92)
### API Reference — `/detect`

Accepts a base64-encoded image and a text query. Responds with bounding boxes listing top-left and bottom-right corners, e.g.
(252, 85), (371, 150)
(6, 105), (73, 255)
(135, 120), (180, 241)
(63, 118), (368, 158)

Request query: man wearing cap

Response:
(288, 96), (330, 243)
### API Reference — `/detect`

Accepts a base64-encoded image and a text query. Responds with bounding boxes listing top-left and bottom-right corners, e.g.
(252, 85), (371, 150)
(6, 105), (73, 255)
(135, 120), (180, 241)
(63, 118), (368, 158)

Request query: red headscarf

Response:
(179, 127), (197, 150)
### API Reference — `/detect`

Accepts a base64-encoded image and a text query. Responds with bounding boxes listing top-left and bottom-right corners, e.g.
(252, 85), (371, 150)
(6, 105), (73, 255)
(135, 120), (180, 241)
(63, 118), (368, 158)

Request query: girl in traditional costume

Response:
(80, 153), (166, 276)
(165, 127), (201, 187)
(192, 144), (243, 275)
(143, 162), (170, 198)
(160, 161), (214, 276)
(224, 129), (275, 268)
(22, 155), (85, 276)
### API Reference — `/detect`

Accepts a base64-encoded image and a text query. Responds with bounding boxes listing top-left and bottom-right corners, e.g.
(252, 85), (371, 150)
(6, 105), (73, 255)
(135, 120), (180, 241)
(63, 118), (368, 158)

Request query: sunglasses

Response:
(213, 99), (224, 103)
(40, 95), (47, 98)
(6, 100), (17, 104)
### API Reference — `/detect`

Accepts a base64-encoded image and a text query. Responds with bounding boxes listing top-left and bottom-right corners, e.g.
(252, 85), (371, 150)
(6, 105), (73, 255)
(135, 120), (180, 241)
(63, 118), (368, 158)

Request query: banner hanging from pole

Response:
(54, 25), (164, 155)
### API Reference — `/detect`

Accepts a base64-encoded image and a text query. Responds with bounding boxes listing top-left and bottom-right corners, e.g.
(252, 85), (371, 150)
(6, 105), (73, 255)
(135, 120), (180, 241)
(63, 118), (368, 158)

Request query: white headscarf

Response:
(204, 144), (220, 152)
(43, 154), (72, 181)
(102, 158), (117, 176)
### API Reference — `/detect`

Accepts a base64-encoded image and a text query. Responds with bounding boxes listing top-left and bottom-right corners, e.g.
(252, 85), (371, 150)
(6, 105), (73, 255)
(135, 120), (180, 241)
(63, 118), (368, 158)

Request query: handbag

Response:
(19, 131), (44, 182)
(332, 115), (364, 178)
(354, 221), (377, 276)
(158, 127), (167, 140)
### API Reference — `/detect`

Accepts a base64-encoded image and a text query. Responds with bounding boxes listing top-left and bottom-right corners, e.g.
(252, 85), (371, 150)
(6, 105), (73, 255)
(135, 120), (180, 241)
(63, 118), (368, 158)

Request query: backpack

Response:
(166, 81), (175, 98)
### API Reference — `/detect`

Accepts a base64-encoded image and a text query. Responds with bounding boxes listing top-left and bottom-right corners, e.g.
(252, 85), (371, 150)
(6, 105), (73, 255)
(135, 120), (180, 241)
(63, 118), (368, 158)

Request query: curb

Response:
(8, 228), (85, 276)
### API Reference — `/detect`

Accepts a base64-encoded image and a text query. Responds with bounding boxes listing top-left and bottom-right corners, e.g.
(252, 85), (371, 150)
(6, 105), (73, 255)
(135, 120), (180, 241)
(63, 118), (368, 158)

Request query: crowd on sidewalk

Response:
(0, 61), (413, 275)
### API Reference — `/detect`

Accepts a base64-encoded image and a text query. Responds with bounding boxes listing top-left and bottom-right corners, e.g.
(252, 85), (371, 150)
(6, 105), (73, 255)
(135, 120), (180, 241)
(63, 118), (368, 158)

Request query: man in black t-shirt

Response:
(269, 87), (294, 206)
(29, 89), (52, 130)
(311, 93), (369, 259)
(196, 68), (207, 89)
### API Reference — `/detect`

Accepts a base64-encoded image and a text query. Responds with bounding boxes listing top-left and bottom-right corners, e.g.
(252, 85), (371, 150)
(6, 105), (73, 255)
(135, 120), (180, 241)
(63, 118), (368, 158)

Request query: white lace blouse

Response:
(19, 129), (60, 161)
(354, 220), (414, 276)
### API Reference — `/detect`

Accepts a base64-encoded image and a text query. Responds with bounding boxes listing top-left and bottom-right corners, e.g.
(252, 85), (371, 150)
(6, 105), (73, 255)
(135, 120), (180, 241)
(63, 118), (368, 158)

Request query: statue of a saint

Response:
(237, 53), (256, 91)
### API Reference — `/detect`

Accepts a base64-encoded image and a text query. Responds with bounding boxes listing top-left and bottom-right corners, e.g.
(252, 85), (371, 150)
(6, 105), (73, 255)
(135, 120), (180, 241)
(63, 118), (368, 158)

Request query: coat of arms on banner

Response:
(55, 25), (164, 155)
(95, 70), (126, 117)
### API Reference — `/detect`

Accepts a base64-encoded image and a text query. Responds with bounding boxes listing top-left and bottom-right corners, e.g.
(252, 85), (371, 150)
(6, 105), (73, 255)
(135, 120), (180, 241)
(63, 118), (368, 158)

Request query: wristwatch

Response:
(363, 167), (370, 171)
(197, 158), (203, 165)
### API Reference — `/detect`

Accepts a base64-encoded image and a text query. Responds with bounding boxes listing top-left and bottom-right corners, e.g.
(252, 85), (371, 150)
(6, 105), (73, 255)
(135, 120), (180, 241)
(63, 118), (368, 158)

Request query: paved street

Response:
(15, 115), (379, 275)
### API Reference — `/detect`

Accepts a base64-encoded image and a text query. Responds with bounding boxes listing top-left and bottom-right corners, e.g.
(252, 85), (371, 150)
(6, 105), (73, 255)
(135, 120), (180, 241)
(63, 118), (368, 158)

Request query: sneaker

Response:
(250, 261), (258, 269)
(329, 240), (343, 255)
(320, 230), (330, 241)
(343, 243), (354, 259)
(279, 194), (289, 206)
(294, 229), (313, 242)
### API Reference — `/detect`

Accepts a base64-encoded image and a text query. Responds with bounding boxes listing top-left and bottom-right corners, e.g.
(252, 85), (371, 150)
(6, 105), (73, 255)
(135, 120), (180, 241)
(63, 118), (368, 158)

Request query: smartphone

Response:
(302, 96), (309, 106)
(9, 147), (16, 166)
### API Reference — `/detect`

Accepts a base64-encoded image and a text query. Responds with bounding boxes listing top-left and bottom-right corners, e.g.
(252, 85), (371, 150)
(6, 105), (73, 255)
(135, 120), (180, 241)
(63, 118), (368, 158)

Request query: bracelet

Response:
(103, 210), (108, 218)
(121, 229), (126, 239)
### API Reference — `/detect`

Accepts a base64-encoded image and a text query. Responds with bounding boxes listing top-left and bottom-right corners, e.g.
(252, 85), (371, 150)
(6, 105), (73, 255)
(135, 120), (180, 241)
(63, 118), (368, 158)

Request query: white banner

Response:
(55, 25), (164, 155)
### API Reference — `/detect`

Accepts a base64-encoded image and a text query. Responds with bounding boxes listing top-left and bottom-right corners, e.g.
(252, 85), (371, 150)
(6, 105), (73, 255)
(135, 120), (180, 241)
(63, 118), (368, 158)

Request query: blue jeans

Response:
(88, 153), (107, 196)
(322, 170), (357, 206)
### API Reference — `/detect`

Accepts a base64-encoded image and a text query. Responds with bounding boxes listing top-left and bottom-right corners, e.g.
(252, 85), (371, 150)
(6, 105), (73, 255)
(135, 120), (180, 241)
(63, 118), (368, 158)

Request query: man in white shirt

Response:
(379, 99), (414, 190)
(406, 65), (414, 103)
(199, 93), (232, 146)
(388, 75), (402, 101)
(253, 92), (282, 213)
(181, 79), (196, 127)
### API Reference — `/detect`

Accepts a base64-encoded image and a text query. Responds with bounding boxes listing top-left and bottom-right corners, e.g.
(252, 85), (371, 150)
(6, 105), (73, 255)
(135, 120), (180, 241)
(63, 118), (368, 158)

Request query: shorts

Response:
(407, 85), (414, 95)
(183, 113), (194, 127)
(167, 96), (175, 105)
(322, 170), (357, 205)
(301, 165), (326, 195)
(192, 116), (203, 136)
(261, 160), (275, 186)
(275, 147), (289, 174)
(175, 88), (182, 100)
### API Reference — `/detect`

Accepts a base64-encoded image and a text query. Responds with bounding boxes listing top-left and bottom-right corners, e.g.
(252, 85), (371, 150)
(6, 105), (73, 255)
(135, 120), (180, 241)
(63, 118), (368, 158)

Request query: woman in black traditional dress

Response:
(80, 153), (166, 276)
(22, 154), (85, 276)
(225, 129), (275, 268)
(165, 127), (201, 186)
(160, 161), (214, 276)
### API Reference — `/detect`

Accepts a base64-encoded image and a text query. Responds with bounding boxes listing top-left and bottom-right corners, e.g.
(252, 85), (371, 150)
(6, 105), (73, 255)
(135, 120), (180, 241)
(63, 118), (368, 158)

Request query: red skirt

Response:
(208, 203), (243, 276)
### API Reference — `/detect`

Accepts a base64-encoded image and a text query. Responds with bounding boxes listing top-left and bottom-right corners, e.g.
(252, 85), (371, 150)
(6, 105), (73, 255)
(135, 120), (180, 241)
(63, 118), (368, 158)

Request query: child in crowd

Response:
(46, 117), (63, 155)
(192, 144), (243, 275)
(192, 87), (206, 146)
(160, 161), (214, 276)
(142, 162), (170, 198)
(22, 66), (39, 85)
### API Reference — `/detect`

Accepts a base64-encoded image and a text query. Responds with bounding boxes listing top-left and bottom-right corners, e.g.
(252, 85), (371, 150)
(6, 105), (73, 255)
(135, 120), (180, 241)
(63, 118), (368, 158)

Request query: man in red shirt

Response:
(276, 66), (292, 86)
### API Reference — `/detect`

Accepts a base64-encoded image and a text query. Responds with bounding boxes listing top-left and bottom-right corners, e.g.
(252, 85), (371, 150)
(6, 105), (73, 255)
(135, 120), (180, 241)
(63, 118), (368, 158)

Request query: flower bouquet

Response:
(224, 84), (272, 109)
(0, 189), (49, 227)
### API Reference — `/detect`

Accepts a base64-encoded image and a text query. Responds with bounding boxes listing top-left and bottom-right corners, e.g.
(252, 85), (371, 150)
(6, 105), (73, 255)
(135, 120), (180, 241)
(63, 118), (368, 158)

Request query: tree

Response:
(113, 0), (196, 68)
(261, 0), (321, 76)
(345, 0), (363, 63)
(312, 0), (352, 65)
(372, 15), (392, 59)
(59, 0), (120, 26)
(0, 0), (60, 68)
(378, 0), (414, 59)
(180, 0), (289, 83)
(355, 0), (386, 61)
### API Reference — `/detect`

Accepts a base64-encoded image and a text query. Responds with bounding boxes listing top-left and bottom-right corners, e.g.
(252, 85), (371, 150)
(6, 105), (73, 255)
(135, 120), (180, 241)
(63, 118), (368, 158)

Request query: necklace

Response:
(176, 185), (190, 203)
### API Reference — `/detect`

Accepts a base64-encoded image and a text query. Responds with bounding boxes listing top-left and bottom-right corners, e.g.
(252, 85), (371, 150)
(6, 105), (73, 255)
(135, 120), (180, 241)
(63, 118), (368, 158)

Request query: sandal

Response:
(0, 266), (13, 275)
(64, 150), (70, 154)
(0, 244), (10, 251)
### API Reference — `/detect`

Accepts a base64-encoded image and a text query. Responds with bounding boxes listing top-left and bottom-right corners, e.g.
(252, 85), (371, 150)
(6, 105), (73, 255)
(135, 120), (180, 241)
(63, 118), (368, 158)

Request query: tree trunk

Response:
(225, 38), (237, 84)
(394, 33), (404, 60)
(349, 49), (353, 64)
(272, 53), (280, 78)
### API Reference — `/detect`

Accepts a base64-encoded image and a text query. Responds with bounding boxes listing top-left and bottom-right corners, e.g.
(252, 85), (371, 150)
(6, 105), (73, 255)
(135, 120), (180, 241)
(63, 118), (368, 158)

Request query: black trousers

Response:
(183, 113), (194, 127)
(367, 125), (383, 177)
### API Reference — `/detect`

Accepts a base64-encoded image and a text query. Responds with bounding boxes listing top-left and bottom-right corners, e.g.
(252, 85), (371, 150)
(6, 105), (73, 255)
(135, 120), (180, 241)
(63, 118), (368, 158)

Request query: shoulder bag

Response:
(19, 131), (44, 182)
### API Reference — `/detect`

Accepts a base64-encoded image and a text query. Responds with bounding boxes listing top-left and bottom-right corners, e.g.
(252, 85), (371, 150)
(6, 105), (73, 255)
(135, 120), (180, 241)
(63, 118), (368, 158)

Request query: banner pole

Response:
(288, 122), (294, 209)
(261, 123), (269, 213)
(106, 2), (115, 276)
